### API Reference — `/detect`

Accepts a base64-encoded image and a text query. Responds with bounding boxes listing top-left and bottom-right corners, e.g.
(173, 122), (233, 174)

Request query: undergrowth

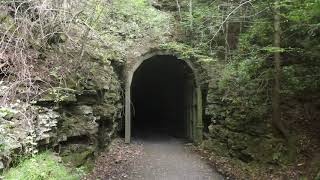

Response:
(2, 152), (81, 180)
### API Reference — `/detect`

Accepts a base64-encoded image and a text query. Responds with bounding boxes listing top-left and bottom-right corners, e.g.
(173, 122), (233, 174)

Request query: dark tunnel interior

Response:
(131, 55), (195, 139)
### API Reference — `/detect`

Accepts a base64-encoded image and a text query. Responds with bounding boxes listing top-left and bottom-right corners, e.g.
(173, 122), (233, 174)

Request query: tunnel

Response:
(129, 55), (199, 140)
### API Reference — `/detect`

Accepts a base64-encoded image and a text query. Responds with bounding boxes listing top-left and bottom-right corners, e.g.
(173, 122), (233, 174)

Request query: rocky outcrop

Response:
(201, 58), (289, 165)
(0, 57), (122, 170)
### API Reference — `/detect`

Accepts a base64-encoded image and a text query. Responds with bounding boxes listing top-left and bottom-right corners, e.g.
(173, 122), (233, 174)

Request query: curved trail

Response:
(128, 133), (224, 180)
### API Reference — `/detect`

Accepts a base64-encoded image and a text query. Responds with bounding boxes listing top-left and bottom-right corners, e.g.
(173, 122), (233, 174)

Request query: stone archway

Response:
(124, 50), (203, 143)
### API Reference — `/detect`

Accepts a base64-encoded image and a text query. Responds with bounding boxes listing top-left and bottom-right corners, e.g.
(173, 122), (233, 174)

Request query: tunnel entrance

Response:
(125, 52), (203, 143)
(132, 55), (194, 138)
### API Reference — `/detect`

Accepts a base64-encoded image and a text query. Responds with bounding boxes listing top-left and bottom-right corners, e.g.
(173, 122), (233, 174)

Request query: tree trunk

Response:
(272, 1), (289, 139)
(188, 0), (193, 46)
(273, 3), (297, 160)
(176, 0), (182, 21)
(189, 0), (193, 29)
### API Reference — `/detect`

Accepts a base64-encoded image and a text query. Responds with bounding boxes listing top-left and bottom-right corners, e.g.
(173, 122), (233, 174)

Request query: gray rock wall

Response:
(0, 58), (123, 170)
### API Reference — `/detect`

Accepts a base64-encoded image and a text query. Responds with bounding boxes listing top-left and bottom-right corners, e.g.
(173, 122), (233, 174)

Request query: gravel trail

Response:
(85, 133), (224, 180)
(128, 132), (224, 180)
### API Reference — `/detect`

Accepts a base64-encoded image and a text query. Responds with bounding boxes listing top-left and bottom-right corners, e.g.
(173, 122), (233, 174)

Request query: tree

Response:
(271, 0), (289, 139)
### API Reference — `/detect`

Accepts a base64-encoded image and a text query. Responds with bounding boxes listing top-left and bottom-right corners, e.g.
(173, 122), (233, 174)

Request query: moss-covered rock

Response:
(207, 123), (289, 164)
(202, 138), (229, 157)
(61, 144), (95, 167)
(37, 88), (77, 104)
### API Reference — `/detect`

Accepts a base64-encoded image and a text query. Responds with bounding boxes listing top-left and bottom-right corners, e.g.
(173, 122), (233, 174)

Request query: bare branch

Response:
(208, 0), (254, 48)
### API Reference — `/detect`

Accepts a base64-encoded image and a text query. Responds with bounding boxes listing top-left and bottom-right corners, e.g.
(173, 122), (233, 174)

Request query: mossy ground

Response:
(2, 152), (82, 180)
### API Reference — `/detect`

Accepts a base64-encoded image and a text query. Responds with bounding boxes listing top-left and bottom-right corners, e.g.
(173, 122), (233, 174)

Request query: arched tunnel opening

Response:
(130, 55), (198, 140)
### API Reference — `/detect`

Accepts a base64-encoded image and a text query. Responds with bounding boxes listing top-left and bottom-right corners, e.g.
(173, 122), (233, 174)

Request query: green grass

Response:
(3, 152), (80, 180)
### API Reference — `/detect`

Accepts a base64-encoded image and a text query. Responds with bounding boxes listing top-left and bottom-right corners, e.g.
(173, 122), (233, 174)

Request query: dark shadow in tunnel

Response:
(131, 55), (195, 139)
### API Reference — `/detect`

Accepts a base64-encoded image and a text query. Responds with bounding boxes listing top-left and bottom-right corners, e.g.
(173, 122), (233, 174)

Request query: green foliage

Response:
(280, 0), (320, 59)
(234, 0), (320, 97)
(281, 0), (320, 22)
(215, 56), (271, 130)
(79, 0), (173, 61)
(316, 171), (320, 180)
(282, 65), (320, 95)
(178, 1), (223, 51)
(160, 42), (201, 59)
(0, 108), (17, 120)
(3, 152), (80, 180)
(237, 18), (273, 52)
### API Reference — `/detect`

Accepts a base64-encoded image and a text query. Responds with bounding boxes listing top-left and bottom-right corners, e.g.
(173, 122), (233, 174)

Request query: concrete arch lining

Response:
(125, 50), (203, 143)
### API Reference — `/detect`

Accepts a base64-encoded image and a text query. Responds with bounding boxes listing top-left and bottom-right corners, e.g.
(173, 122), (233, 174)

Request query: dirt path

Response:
(85, 134), (224, 180)
(128, 133), (224, 180)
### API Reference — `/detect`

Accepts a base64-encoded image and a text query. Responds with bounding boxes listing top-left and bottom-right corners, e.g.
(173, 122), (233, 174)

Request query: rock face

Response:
(200, 59), (289, 165)
(0, 60), (122, 170)
(40, 65), (122, 167)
